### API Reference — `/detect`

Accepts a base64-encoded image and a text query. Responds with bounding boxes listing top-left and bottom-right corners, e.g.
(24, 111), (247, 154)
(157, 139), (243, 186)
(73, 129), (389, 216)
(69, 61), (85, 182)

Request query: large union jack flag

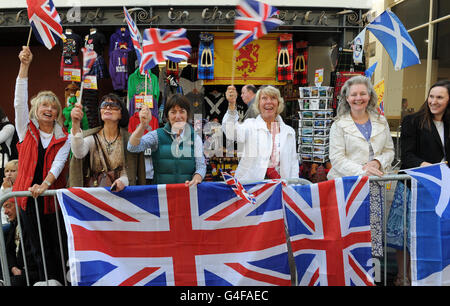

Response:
(123, 7), (143, 65)
(26, 0), (64, 50)
(282, 176), (374, 286)
(233, 0), (283, 50)
(57, 182), (291, 286)
(140, 28), (191, 74)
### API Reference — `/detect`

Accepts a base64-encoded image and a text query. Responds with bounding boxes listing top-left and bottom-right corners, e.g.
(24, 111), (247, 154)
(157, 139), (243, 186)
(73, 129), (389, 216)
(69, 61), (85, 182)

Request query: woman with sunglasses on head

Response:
(13, 46), (71, 285)
(69, 93), (145, 191)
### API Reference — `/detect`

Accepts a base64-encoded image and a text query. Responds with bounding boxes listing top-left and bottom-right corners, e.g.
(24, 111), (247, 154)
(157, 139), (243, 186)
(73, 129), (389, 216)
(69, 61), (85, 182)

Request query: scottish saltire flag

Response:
(123, 7), (143, 64)
(140, 28), (191, 73)
(57, 182), (291, 286)
(367, 9), (420, 70)
(26, 0), (64, 50)
(234, 0), (283, 50)
(221, 171), (256, 205)
(365, 62), (378, 78)
(405, 163), (450, 286)
(282, 176), (374, 286)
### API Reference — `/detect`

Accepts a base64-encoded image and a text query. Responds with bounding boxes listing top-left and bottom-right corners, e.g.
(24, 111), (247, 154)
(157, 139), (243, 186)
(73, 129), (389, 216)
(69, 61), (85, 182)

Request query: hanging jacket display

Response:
(127, 68), (160, 117)
(109, 47), (131, 90)
(84, 29), (108, 79)
(59, 29), (83, 78)
(204, 89), (227, 122)
(109, 27), (133, 57)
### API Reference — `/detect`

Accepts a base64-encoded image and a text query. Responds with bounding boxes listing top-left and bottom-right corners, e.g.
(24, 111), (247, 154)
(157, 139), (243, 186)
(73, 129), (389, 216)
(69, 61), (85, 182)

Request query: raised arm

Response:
(14, 46), (34, 142)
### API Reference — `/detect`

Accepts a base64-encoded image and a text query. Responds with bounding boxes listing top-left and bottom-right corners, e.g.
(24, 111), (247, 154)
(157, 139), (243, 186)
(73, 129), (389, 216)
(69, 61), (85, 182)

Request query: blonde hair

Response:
(253, 85), (285, 116)
(4, 159), (18, 171)
(29, 91), (63, 125)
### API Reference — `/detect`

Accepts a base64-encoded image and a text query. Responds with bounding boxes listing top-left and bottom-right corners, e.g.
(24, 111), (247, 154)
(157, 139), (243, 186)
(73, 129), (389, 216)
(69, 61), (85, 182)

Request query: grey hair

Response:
(253, 85), (285, 116)
(336, 75), (379, 118)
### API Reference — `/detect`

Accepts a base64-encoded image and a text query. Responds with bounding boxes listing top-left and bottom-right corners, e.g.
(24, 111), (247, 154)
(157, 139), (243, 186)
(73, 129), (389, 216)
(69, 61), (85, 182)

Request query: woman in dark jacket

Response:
(387, 79), (450, 286)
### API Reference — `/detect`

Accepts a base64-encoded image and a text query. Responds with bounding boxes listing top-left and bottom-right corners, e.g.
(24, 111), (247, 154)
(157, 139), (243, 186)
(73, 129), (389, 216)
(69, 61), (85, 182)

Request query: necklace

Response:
(102, 129), (119, 154)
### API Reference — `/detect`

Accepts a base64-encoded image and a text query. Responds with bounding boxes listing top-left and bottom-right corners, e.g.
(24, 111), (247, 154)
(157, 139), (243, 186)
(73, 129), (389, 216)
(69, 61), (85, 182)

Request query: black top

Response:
(84, 31), (107, 56)
(400, 112), (449, 170)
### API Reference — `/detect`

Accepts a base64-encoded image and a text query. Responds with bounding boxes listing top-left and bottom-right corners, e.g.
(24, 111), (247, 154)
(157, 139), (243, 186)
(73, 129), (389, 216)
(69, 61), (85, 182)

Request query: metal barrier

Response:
(0, 176), (411, 286)
(0, 190), (67, 287)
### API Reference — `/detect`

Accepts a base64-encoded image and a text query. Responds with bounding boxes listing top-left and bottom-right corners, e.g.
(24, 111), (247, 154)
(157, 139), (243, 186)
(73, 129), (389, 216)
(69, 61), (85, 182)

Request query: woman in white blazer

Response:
(328, 75), (394, 257)
(222, 85), (299, 182)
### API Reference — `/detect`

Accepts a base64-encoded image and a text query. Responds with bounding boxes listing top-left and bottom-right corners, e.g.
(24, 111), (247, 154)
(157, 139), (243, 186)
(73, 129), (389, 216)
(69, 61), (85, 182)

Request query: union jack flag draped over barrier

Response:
(123, 7), (143, 65)
(26, 0), (64, 50)
(57, 182), (291, 286)
(282, 176), (375, 286)
(233, 0), (283, 50)
(140, 28), (191, 73)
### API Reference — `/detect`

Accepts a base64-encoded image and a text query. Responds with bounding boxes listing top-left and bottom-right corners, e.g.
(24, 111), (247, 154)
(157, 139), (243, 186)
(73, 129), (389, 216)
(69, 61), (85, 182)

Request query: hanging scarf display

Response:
(277, 34), (293, 81)
(293, 41), (308, 86)
(198, 33), (214, 80)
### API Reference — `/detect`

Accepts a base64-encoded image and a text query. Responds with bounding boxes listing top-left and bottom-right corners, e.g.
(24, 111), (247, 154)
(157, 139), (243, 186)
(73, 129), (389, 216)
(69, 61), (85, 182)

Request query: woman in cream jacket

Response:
(222, 85), (299, 182)
(328, 75), (394, 258)
(328, 76), (394, 179)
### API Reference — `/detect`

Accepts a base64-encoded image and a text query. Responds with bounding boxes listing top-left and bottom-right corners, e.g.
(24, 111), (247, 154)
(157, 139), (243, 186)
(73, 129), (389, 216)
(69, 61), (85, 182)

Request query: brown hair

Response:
(163, 94), (192, 122)
(416, 79), (450, 130)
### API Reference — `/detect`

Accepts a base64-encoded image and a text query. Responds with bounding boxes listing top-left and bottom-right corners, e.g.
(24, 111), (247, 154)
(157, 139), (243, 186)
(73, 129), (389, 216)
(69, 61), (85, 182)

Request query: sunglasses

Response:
(100, 101), (121, 111)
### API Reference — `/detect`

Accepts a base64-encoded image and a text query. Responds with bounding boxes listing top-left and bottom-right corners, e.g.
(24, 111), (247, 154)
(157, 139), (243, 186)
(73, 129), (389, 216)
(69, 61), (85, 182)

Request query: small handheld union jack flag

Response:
(123, 7), (143, 64)
(26, 0), (64, 50)
(233, 0), (283, 50)
(81, 47), (97, 78)
(221, 171), (257, 205)
(140, 28), (191, 74)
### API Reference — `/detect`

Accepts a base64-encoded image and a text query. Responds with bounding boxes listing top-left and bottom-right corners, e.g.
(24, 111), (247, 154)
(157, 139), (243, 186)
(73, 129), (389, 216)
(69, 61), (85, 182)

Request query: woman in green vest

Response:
(128, 94), (206, 186)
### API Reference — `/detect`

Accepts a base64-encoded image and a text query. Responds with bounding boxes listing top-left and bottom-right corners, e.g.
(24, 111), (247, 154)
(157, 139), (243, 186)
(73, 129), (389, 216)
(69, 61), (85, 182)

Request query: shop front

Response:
(0, 2), (371, 182)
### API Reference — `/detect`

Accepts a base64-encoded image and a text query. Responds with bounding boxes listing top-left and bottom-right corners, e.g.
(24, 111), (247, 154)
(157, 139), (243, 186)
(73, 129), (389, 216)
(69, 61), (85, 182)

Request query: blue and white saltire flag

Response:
(367, 9), (420, 70)
(353, 28), (366, 64)
(405, 163), (450, 286)
(365, 62), (378, 78)
(57, 182), (291, 286)
(282, 176), (374, 286)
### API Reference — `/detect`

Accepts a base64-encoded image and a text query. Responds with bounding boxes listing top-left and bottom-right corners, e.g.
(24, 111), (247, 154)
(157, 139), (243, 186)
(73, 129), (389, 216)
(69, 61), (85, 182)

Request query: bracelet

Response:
(43, 180), (52, 187)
